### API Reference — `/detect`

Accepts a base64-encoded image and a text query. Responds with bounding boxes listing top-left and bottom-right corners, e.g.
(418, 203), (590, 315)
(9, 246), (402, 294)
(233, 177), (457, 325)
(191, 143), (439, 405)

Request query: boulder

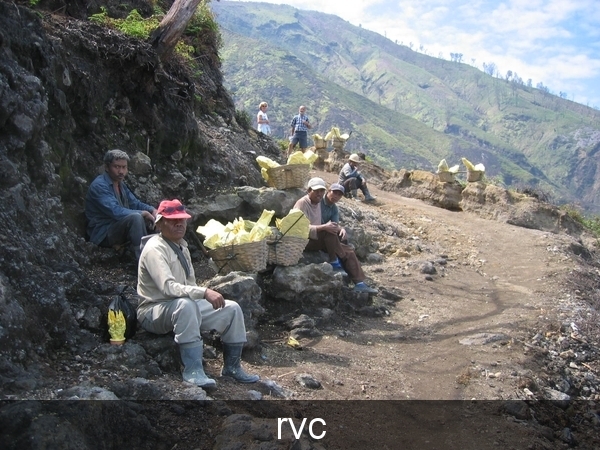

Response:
(265, 263), (344, 308)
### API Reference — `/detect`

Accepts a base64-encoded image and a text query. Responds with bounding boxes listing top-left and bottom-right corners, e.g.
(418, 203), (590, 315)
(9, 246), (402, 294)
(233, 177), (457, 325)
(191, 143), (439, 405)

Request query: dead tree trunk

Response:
(150, 0), (202, 60)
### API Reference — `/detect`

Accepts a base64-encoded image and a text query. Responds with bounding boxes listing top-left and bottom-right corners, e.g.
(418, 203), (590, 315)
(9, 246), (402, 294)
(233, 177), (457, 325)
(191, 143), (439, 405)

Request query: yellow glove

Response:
(108, 310), (127, 342)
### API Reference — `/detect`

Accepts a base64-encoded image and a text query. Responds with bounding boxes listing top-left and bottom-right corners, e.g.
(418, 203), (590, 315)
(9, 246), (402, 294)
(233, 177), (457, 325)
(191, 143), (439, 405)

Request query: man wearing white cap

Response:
(338, 153), (376, 202)
(294, 178), (378, 294)
(137, 199), (259, 389)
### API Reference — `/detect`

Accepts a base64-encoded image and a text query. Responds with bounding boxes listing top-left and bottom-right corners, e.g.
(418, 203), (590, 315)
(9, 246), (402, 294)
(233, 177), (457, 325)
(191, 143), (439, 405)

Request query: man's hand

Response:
(204, 288), (225, 310)
(320, 221), (339, 235)
(141, 210), (154, 221)
(338, 227), (347, 241)
(141, 210), (156, 230)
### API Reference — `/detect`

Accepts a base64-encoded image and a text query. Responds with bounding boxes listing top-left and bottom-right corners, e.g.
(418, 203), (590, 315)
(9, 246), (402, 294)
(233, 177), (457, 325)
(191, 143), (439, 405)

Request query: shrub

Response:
(513, 183), (552, 203)
(235, 109), (252, 130)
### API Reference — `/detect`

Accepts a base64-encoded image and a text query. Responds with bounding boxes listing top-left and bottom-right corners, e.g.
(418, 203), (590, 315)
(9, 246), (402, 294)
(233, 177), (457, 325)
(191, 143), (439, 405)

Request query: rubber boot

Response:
(180, 344), (217, 389)
(351, 189), (362, 202)
(221, 343), (260, 383)
(362, 187), (376, 202)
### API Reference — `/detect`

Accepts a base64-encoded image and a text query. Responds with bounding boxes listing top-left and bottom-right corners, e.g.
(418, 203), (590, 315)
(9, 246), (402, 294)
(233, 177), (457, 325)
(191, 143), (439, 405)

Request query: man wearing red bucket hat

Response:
(137, 199), (259, 389)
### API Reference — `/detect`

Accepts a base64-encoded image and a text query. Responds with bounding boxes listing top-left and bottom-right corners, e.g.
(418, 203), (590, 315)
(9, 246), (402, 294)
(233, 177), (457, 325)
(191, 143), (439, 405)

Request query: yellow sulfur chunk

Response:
(461, 157), (476, 171)
(256, 156), (280, 170)
(276, 209), (310, 239)
(437, 159), (450, 172)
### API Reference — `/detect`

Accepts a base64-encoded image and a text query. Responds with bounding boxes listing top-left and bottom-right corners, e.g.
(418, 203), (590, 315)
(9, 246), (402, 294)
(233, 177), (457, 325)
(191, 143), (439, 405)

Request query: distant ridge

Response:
(213, 1), (600, 212)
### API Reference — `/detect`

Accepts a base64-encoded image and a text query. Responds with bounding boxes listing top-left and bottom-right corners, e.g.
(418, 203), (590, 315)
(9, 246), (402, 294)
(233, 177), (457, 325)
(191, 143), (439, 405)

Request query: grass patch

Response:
(89, 1), (221, 60)
(562, 204), (600, 238)
(90, 8), (160, 39)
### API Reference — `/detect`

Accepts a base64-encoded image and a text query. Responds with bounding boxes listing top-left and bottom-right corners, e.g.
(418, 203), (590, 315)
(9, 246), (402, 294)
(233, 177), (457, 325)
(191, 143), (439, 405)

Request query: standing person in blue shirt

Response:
(85, 149), (157, 260)
(287, 105), (312, 158)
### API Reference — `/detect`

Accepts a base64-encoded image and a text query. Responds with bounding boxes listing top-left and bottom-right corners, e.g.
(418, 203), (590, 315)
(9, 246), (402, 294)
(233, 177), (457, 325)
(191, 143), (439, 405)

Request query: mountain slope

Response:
(213, 1), (600, 211)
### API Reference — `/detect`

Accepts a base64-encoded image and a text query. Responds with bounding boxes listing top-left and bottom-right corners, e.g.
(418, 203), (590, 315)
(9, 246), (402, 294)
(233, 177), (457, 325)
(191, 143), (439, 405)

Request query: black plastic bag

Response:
(107, 286), (137, 340)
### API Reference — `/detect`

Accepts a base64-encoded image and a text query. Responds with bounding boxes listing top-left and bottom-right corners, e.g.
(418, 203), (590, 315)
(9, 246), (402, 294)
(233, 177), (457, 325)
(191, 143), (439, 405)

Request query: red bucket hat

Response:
(155, 199), (191, 223)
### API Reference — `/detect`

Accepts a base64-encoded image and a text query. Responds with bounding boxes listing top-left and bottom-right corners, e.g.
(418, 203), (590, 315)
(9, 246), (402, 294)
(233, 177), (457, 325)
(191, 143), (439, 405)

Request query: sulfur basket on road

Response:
(437, 171), (455, 183)
(467, 170), (483, 182)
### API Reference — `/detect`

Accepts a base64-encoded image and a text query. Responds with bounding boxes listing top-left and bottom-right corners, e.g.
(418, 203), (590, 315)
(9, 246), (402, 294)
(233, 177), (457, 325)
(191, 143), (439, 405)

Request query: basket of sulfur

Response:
(196, 210), (274, 274)
(325, 127), (350, 150)
(461, 157), (485, 182)
(267, 209), (310, 266)
(436, 158), (459, 183)
(312, 134), (327, 149)
(257, 151), (317, 190)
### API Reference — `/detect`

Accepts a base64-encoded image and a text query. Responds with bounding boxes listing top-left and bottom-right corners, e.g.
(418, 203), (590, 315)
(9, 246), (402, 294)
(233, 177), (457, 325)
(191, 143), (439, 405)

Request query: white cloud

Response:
(229, 0), (600, 107)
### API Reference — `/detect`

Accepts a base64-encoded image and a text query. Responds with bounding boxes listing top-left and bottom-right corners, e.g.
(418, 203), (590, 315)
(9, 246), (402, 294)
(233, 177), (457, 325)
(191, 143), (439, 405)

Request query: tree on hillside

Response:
(151, 0), (204, 59)
(450, 52), (463, 63)
(483, 62), (497, 77)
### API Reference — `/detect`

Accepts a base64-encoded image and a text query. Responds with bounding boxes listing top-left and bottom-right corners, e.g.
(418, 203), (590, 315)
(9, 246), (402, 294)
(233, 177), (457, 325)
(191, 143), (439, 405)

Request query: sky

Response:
(232, 0), (600, 109)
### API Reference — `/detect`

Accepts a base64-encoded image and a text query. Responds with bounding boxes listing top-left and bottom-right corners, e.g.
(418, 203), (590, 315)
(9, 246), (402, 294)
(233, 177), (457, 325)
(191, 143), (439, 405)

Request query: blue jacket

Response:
(320, 196), (340, 224)
(85, 172), (155, 245)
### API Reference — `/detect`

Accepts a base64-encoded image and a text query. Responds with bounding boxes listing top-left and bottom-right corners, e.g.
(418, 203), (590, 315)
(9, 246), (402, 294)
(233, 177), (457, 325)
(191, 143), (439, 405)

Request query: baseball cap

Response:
(155, 199), (191, 223)
(307, 177), (327, 190)
(330, 183), (345, 194)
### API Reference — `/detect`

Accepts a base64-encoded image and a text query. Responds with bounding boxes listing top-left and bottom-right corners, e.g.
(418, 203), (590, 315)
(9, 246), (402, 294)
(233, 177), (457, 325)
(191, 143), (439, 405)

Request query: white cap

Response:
(307, 177), (327, 190)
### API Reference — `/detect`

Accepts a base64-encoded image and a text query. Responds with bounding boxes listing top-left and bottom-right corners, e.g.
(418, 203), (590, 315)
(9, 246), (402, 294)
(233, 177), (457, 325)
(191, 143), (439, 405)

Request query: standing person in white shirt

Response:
(256, 101), (271, 135)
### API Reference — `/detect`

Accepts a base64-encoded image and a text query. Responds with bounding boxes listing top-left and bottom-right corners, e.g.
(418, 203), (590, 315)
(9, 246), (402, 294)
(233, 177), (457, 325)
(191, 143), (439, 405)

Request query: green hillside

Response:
(213, 1), (600, 211)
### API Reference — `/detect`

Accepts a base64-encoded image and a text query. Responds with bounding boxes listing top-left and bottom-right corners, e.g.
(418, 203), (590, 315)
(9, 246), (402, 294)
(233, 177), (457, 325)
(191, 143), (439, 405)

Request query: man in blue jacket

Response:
(85, 149), (157, 260)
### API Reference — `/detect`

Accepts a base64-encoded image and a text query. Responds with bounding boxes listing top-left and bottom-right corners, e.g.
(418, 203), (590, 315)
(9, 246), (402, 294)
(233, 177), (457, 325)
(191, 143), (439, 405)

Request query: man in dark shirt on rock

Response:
(85, 149), (157, 260)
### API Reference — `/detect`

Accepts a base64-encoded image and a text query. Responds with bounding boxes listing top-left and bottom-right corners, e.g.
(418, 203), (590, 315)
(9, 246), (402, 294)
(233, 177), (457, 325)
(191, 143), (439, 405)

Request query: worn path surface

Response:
(206, 169), (581, 402)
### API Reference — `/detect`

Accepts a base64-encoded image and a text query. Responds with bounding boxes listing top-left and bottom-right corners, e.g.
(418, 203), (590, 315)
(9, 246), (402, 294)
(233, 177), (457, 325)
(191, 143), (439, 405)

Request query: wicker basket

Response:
(266, 164), (311, 189)
(267, 236), (309, 266)
(208, 240), (268, 274)
(467, 170), (483, 182)
(313, 137), (326, 149)
(331, 137), (346, 149)
(437, 171), (455, 183)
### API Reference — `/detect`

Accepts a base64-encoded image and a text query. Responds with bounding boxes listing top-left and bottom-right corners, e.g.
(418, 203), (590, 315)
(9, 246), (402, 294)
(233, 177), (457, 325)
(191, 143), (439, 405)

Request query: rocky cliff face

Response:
(0, 1), (280, 381)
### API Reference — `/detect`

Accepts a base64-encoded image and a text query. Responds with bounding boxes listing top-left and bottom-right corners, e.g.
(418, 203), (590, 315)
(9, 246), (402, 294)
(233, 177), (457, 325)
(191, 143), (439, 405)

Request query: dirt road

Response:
(211, 170), (581, 401)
